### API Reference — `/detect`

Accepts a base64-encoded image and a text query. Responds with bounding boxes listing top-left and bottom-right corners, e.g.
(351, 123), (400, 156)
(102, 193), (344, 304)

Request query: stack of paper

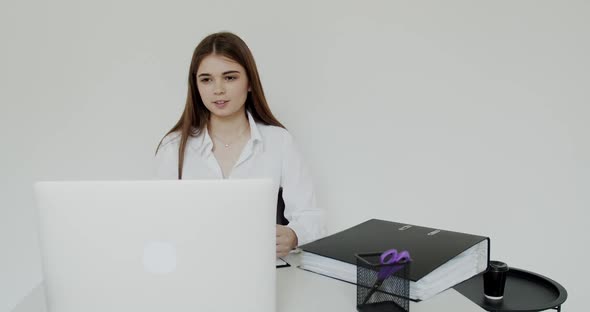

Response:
(300, 240), (487, 301)
(298, 219), (489, 301)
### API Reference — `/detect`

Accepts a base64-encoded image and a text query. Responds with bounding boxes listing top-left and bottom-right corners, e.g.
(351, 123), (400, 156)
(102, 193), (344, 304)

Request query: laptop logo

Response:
(142, 241), (177, 274)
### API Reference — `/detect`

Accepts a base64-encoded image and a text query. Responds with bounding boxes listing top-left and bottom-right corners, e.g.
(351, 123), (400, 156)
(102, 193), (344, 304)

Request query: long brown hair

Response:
(156, 32), (285, 179)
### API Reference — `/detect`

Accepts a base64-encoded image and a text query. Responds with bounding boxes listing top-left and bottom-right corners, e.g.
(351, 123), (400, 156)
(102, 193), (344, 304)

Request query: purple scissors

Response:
(361, 248), (412, 305)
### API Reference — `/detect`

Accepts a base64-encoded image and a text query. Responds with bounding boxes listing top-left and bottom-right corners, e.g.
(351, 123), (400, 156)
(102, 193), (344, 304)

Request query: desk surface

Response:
(14, 253), (485, 312)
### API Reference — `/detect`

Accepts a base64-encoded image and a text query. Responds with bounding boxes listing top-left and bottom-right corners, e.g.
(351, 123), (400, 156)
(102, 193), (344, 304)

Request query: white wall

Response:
(2, 0), (588, 311)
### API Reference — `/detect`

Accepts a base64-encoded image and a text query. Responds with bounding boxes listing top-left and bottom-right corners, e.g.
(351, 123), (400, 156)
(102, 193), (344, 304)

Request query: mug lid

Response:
(489, 260), (509, 272)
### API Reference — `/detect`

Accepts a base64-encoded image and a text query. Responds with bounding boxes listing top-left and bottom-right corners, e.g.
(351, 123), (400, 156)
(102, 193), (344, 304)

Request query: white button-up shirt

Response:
(154, 112), (325, 246)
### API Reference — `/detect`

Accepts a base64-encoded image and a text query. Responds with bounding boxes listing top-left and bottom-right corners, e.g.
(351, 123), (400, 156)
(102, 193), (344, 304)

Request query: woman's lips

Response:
(213, 100), (229, 108)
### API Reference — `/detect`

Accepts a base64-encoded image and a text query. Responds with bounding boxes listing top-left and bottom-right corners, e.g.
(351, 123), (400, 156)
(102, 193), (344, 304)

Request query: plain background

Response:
(1, 1), (588, 311)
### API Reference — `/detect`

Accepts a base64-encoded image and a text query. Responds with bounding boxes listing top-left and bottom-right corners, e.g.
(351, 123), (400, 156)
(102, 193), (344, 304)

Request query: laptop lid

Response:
(34, 179), (275, 312)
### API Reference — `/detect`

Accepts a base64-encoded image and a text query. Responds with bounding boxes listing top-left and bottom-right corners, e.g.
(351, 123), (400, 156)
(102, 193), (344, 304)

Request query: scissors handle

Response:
(381, 248), (411, 264)
(381, 249), (399, 263)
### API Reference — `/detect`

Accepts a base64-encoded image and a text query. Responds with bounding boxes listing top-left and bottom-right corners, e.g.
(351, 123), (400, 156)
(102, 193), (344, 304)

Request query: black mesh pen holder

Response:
(356, 253), (410, 312)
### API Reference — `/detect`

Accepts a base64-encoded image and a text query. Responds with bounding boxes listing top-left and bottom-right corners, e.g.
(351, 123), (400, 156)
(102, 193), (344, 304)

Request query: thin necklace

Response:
(209, 126), (248, 148)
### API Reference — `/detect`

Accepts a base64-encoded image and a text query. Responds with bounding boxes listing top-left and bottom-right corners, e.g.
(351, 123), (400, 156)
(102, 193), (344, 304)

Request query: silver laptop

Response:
(34, 179), (276, 312)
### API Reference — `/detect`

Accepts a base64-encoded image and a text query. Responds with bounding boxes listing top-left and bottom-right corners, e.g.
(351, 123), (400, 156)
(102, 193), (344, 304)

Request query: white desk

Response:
(14, 253), (485, 312)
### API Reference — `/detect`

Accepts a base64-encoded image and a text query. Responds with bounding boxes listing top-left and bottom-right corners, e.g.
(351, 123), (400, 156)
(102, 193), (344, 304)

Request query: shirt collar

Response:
(247, 110), (263, 146)
(194, 110), (263, 156)
(198, 127), (213, 155)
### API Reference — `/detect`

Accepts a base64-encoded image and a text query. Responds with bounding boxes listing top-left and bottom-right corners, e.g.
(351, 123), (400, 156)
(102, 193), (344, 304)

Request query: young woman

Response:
(155, 32), (324, 257)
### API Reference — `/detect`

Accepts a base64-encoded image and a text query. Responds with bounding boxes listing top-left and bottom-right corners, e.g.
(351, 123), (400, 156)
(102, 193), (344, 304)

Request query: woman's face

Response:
(196, 54), (250, 119)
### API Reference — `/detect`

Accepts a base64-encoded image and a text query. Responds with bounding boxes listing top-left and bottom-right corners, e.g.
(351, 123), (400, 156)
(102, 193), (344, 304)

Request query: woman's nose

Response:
(214, 82), (225, 95)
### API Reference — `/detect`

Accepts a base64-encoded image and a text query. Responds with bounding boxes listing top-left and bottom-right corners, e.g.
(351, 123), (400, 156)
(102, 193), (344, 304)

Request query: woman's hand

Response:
(276, 225), (298, 258)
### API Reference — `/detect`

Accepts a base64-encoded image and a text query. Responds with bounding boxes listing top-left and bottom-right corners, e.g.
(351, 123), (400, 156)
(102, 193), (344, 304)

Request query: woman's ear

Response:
(248, 85), (251, 92)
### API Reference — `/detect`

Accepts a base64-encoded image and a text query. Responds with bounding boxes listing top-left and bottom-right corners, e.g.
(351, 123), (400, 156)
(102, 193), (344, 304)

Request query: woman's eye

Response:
(200, 78), (211, 83)
(225, 76), (237, 81)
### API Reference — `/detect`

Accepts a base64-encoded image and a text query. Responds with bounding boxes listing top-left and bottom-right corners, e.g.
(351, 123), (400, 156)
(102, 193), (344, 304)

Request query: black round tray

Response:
(453, 267), (567, 312)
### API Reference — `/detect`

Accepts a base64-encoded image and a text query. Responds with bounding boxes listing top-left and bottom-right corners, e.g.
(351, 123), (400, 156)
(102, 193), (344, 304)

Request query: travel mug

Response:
(483, 260), (509, 300)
